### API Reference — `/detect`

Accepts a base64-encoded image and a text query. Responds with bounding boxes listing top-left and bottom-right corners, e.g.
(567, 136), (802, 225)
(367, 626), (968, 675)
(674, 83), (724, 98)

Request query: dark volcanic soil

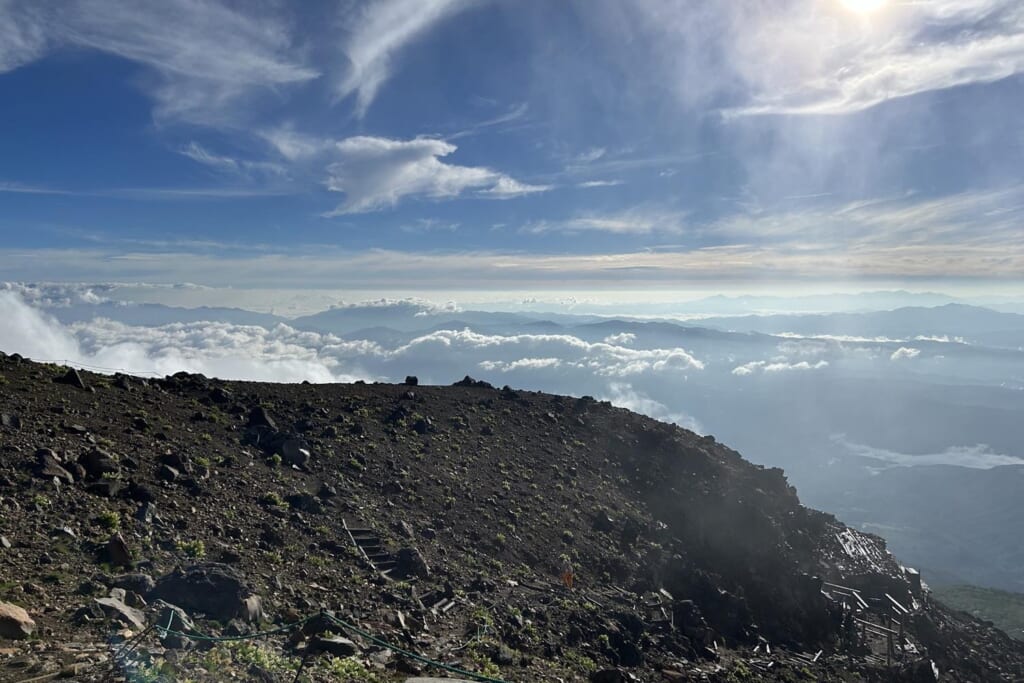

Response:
(0, 352), (1022, 682)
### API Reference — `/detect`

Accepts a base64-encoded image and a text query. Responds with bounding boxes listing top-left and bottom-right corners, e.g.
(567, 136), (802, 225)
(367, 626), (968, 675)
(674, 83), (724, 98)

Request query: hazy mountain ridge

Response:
(0, 354), (1022, 681)
(697, 304), (1024, 349)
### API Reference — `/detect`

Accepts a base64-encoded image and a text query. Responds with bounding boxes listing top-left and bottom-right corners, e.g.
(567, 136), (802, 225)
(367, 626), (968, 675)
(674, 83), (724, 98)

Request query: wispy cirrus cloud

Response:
(712, 186), (1024, 250)
(578, 179), (624, 188)
(0, 0), (317, 125)
(523, 207), (686, 235)
(336, 0), (478, 116)
(180, 142), (288, 179)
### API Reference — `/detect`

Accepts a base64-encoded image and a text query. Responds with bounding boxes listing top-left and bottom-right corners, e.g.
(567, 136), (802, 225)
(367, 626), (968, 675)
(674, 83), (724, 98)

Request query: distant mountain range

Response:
(698, 303), (1024, 349)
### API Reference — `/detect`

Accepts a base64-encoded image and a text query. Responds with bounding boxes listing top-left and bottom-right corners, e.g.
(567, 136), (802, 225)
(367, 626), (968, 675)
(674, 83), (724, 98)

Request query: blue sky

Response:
(1, 0), (1023, 293)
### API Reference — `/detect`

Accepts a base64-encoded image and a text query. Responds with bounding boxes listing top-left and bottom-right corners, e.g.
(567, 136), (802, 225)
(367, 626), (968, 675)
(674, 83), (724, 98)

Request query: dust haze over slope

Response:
(3, 285), (1024, 596)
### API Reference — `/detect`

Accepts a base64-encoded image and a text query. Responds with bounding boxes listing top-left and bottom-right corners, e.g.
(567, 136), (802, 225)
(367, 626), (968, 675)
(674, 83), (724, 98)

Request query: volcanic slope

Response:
(0, 352), (1021, 682)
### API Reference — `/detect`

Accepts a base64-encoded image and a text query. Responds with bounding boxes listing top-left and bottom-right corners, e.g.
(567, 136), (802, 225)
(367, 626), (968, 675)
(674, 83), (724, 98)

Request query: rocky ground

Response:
(1, 351), (1022, 682)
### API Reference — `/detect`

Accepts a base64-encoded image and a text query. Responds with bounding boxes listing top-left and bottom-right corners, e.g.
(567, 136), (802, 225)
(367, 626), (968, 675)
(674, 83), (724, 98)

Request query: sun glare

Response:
(839, 0), (887, 13)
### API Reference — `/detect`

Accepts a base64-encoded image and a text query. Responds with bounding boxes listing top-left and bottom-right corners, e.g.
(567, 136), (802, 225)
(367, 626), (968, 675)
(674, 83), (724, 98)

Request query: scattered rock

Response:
(0, 413), (20, 430)
(160, 452), (193, 475)
(0, 601), (36, 639)
(241, 595), (263, 623)
(285, 492), (322, 513)
(310, 634), (359, 657)
(112, 573), (155, 595)
(154, 600), (195, 649)
(136, 501), (159, 524)
(94, 596), (146, 630)
(35, 449), (74, 484)
(106, 533), (133, 568)
(209, 387), (234, 404)
(158, 464), (180, 482)
(452, 375), (494, 389)
(86, 480), (126, 498)
(53, 367), (87, 389)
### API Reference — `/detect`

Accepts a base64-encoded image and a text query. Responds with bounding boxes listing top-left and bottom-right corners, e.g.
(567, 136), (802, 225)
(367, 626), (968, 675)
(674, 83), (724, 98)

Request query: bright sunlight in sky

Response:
(840, 0), (888, 13)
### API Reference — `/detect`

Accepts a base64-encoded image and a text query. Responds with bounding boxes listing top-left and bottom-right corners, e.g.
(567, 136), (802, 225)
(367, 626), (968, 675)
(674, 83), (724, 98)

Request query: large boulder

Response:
(395, 547), (430, 579)
(247, 406), (277, 431)
(79, 448), (120, 479)
(0, 602), (36, 639)
(150, 564), (255, 622)
(106, 533), (133, 568)
(53, 368), (87, 389)
(310, 635), (359, 657)
(279, 439), (311, 469)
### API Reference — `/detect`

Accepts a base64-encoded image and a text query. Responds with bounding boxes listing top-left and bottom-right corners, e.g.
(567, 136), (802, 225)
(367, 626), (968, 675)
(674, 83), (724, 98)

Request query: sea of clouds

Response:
(3, 287), (1020, 472)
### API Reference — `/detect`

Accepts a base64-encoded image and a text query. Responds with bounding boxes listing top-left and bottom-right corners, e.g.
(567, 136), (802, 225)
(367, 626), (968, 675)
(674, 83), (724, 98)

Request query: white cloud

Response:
(0, 291), (373, 383)
(337, 0), (476, 116)
(389, 328), (704, 378)
(0, 1), (48, 72)
(180, 142), (286, 178)
(327, 297), (461, 316)
(574, 148), (606, 164)
(524, 208), (686, 235)
(619, 0), (1024, 117)
(259, 128), (332, 163)
(325, 136), (549, 214)
(775, 339), (830, 358)
(578, 180), (624, 188)
(0, 0), (318, 125)
(890, 347), (921, 361)
(479, 357), (562, 372)
(1, 282), (115, 307)
(832, 434), (1024, 470)
(732, 359), (829, 376)
(601, 382), (704, 434)
(725, 0), (1024, 116)
(0, 293), (705, 390)
(0, 292), (81, 361)
(604, 332), (636, 345)
(479, 177), (552, 199)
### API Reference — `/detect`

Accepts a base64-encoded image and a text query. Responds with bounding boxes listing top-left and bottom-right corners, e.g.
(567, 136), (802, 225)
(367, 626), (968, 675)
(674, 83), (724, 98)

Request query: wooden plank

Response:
(855, 617), (899, 636)
(885, 593), (910, 615)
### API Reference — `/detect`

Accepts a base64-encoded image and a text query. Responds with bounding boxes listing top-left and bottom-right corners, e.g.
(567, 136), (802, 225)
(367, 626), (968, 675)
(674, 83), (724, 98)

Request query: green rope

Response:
(326, 613), (508, 683)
